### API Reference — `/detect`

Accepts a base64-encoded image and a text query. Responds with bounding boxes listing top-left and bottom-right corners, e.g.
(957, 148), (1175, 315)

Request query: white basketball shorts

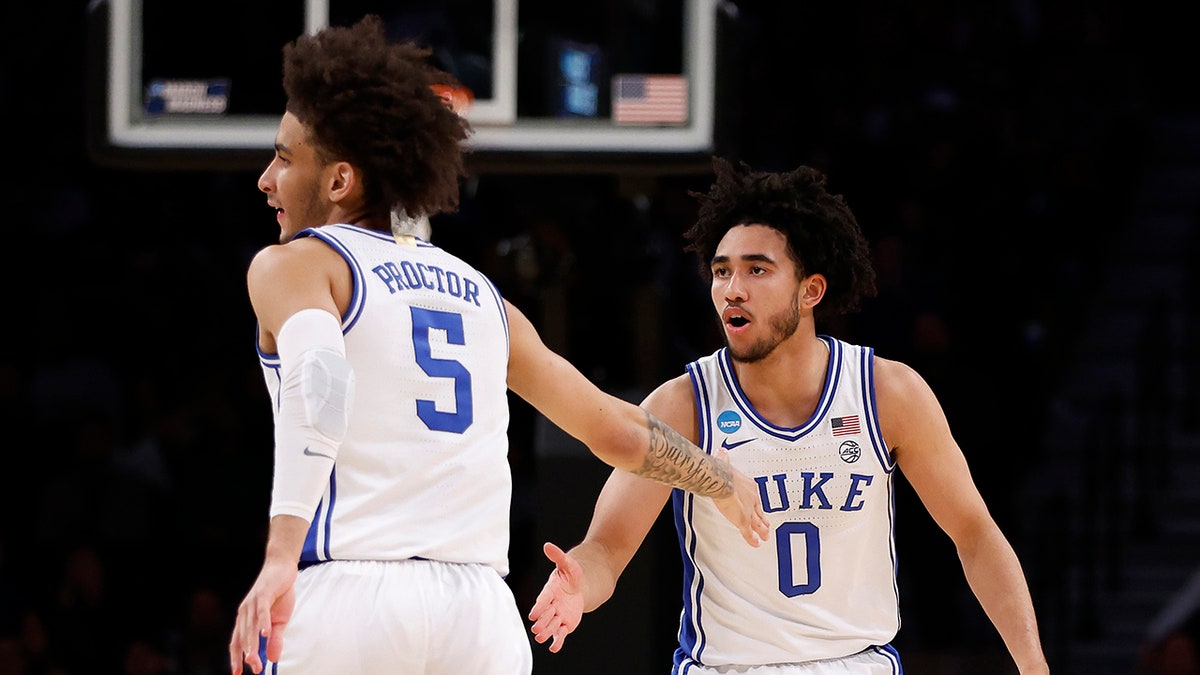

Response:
(267, 558), (533, 674)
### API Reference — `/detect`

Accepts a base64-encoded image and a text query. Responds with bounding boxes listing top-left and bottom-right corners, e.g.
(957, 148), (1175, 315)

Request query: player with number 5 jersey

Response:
(228, 16), (768, 675)
(255, 224), (515, 571)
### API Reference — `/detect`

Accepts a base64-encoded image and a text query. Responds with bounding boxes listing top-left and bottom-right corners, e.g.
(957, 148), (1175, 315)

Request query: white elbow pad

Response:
(270, 309), (356, 521)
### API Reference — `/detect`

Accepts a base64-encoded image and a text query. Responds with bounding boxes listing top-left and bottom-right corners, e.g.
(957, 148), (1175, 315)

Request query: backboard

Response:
(86, 0), (721, 172)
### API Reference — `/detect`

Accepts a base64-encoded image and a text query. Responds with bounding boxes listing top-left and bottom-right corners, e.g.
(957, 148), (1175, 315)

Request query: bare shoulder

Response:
(641, 373), (698, 441)
(872, 354), (950, 451)
(502, 299), (544, 380)
(642, 373), (693, 409)
(503, 298), (535, 340)
(246, 237), (347, 343)
(871, 355), (928, 398)
(247, 237), (335, 281)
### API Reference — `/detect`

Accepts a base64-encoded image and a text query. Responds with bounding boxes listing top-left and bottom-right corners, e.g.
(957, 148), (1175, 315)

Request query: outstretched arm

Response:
(878, 357), (1049, 674)
(505, 299), (768, 546)
(529, 373), (734, 652)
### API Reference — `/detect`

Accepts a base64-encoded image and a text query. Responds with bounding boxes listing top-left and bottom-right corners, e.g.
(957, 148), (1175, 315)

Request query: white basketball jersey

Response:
(257, 224), (514, 575)
(674, 337), (900, 669)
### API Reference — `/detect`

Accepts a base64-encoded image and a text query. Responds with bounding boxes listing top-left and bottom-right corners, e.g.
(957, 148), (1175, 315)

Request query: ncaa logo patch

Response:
(717, 410), (742, 435)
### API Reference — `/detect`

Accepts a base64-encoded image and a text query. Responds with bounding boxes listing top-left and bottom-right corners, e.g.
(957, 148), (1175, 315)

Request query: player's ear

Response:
(800, 273), (826, 308)
(327, 161), (358, 203)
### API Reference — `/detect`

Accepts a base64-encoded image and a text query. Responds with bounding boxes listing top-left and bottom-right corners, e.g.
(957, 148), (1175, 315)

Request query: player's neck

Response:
(731, 335), (829, 424)
(331, 204), (390, 232)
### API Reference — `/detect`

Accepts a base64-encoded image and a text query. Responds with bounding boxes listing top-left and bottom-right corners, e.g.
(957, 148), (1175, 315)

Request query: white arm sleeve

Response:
(269, 308), (356, 521)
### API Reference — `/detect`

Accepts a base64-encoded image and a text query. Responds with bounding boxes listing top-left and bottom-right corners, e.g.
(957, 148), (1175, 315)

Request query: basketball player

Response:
(226, 17), (769, 675)
(528, 158), (1050, 674)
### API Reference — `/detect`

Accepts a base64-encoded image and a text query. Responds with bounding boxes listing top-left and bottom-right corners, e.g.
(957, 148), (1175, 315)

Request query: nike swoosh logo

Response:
(721, 437), (754, 451)
(303, 446), (336, 460)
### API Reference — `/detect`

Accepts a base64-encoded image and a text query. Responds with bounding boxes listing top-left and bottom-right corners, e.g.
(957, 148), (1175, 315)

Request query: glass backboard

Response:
(86, 0), (719, 171)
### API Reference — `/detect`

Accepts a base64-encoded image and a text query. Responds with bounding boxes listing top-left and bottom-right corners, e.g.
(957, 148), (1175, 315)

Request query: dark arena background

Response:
(4, 0), (1200, 673)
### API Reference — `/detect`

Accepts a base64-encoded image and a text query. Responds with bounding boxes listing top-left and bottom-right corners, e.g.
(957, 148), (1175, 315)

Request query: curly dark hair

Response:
(281, 14), (472, 220)
(684, 157), (878, 320)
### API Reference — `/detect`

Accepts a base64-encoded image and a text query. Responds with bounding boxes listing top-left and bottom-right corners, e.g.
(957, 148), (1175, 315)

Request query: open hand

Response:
(528, 542), (586, 653)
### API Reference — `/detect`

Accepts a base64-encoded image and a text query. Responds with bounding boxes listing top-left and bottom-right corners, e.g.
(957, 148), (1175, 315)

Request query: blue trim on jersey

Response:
(715, 337), (840, 441)
(302, 513), (320, 565)
(299, 469), (337, 564)
(687, 361), (713, 453)
(323, 469), (336, 558)
(260, 356), (281, 378)
(887, 471), (902, 626)
(674, 488), (708, 669)
(480, 275), (510, 356)
(298, 228), (367, 332)
(671, 489), (691, 650)
(872, 642), (904, 672)
(255, 322), (281, 364)
(676, 362), (712, 667)
(860, 347), (895, 473)
(859, 347), (903, 630)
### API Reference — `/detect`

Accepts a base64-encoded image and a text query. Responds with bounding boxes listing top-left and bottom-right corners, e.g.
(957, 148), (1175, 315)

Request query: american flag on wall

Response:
(612, 74), (688, 125)
(830, 415), (861, 437)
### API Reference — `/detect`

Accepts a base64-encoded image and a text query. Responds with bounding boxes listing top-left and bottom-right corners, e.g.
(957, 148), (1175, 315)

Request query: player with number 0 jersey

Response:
(528, 158), (1049, 675)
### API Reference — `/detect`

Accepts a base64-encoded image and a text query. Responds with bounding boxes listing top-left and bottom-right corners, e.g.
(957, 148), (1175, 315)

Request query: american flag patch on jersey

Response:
(831, 415), (860, 436)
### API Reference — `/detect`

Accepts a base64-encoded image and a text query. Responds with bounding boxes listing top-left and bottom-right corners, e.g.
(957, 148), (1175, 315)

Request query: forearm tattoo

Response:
(636, 412), (733, 497)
